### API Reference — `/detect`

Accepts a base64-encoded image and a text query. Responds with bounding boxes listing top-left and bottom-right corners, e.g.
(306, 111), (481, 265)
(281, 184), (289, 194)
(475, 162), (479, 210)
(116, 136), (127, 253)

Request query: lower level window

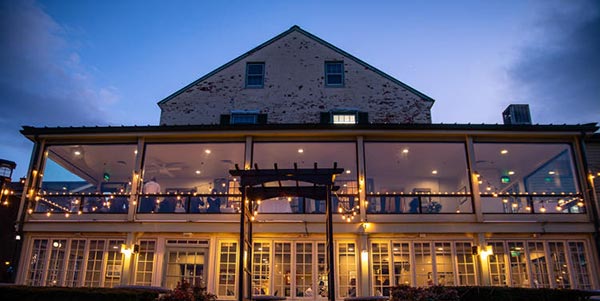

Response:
(26, 238), (125, 287)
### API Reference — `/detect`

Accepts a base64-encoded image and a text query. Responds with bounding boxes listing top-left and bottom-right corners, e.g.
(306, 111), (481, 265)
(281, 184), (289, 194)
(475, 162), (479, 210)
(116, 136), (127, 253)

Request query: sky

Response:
(1, 0), (599, 179)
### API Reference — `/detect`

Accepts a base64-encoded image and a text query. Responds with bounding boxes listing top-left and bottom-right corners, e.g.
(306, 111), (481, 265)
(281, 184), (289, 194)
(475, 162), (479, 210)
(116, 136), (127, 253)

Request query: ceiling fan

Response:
(145, 159), (187, 177)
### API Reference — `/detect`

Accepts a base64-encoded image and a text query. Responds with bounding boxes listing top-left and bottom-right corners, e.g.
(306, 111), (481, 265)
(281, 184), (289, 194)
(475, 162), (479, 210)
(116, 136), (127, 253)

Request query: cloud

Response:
(0, 0), (120, 177)
(509, 0), (600, 124)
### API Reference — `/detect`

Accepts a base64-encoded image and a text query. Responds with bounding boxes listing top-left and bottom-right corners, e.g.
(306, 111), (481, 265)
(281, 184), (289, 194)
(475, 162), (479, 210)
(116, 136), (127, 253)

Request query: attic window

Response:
(221, 111), (267, 125)
(333, 114), (356, 124)
(246, 62), (265, 88)
(325, 61), (344, 87)
(231, 113), (258, 124)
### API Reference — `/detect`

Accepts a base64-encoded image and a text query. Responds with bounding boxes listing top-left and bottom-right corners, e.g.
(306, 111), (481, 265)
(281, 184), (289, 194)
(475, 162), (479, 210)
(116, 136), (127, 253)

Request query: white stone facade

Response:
(159, 27), (434, 125)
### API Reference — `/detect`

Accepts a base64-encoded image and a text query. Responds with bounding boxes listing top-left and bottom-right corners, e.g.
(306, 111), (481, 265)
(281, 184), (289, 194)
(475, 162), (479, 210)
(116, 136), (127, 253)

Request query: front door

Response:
(164, 248), (208, 289)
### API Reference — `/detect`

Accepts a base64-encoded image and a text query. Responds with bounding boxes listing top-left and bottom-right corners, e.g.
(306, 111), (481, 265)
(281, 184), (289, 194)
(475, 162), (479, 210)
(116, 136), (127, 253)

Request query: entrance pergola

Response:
(230, 163), (344, 301)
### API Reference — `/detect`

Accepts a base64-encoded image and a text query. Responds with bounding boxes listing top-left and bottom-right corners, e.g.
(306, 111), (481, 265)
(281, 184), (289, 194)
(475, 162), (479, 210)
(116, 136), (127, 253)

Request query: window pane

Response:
(435, 242), (454, 285)
(253, 242), (271, 295)
(414, 242), (433, 286)
(135, 240), (156, 286)
(371, 242), (390, 296)
(338, 242), (357, 298)
(46, 239), (67, 286)
(527, 242), (550, 288)
(488, 242), (507, 286)
(392, 243), (411, 286)
(247, 63), (264, 75)
(65, 240), (86, 287)
(27, 239), (48, 286)
(568, 242), (592, 289)
(218, 242), (238, 297)
(273, 243), (291, 298)
(507, 242), (529, 287)
(365, 142), (471, 214)
(548, 242), (570, 288)
(455, 242), (476, 285)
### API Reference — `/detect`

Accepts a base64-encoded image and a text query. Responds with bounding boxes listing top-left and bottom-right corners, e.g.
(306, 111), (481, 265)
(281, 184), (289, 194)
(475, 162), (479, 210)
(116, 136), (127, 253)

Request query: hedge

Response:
(0, 285), (160, 301)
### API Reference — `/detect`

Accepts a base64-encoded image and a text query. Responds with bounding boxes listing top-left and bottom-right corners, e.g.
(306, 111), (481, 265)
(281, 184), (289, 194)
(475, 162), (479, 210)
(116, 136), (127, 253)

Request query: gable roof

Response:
(158, 25), (435, 105)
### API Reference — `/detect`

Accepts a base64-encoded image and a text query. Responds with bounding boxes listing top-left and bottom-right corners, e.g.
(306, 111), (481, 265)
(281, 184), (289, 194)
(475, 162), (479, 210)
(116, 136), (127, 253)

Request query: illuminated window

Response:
(217, 241), (238, 297)
(333, 114), (356, 124)
(134, 240), (156, 286)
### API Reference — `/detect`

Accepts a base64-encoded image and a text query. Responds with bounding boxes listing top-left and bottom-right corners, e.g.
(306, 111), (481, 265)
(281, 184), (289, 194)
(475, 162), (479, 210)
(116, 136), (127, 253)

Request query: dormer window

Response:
(246, 62), (265, 88)
(332, 113), (356, 124)
(325, 61), (344, 87)
(231, 112), (258, 124)
(320, 109), (368, 125)
(221, 110), (267, 125)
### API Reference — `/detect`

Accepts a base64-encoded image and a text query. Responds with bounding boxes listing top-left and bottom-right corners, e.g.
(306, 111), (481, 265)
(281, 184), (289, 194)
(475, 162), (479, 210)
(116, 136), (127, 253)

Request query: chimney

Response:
(503, 104), (532, 125)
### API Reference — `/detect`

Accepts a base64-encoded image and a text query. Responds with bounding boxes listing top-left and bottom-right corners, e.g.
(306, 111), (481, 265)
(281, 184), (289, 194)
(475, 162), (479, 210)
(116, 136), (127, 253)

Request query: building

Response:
(14, 26), (600, 297)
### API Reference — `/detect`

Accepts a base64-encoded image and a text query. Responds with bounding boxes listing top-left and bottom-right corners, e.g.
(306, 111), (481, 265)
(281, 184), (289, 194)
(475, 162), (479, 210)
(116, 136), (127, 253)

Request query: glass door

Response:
(165, 248), (208, 289)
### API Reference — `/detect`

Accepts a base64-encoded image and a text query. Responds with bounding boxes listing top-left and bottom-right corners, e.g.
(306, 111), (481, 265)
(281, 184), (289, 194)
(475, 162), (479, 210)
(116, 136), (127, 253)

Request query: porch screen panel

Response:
(39, 144), (137, 214)
(364, 142), (471, 214)
(26, 239), (48, 286)
(252, 142), (357, 214)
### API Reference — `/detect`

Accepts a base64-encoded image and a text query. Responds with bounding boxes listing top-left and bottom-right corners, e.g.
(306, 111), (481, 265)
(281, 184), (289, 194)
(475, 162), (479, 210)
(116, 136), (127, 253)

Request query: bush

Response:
(158, 280), (217, 301)
(390, 285), (459, 301)
(390, 285), (594, 301)
(453, 286), (593, 301)
(0, 285), (159, 301)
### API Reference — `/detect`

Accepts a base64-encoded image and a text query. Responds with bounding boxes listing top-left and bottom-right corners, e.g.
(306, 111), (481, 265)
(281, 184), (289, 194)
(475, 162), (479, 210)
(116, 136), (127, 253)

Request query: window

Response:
(135, 240), (156, 286)
(333, 114), (356, 124)
(246, 63), (265, 88)
(231, 113), (258, 124)
(217, 241), (238, 297)
(325, 62), (344, 86)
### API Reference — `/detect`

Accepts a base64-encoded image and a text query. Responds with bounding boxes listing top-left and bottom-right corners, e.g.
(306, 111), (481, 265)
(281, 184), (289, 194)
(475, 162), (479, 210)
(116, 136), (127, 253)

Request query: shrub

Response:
(390, 285), (458, 301)
(158, 280), (217, 301)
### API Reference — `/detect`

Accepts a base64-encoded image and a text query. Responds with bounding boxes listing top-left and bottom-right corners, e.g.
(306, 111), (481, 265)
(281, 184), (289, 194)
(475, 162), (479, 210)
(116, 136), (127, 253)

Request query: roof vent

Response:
(503, 104), (532, 125)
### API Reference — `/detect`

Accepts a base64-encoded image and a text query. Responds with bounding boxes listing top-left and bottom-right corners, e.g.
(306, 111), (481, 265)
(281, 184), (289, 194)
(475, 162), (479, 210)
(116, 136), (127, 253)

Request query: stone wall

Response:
(159, 30), (433, 125)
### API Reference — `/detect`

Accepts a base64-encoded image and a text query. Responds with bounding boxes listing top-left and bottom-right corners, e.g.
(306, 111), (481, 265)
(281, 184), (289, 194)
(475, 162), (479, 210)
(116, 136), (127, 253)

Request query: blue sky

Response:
(1, 0), (599, 178)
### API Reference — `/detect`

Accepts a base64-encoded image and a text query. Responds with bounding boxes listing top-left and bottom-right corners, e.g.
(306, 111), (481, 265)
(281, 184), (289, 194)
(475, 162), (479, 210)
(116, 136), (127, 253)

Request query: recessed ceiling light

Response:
(508, 171), (515, 175)
(548, 171), (556, 175)
(500, 149), (508, 155)
(134, 150), (138, 155)
(345, 170), (351, 174)
(431, 170), (438, 175)
(402, 148), (409, 154)
(205, 149), (211, 154)
(73, 151), (81, 156)
(298, 148), (304, 153)
(195, 170), (201, 175)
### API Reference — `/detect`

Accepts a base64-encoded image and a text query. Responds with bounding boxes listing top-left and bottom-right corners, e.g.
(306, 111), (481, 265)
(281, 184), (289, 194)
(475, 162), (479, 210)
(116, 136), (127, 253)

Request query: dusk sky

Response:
(1, 0), (599, 178)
